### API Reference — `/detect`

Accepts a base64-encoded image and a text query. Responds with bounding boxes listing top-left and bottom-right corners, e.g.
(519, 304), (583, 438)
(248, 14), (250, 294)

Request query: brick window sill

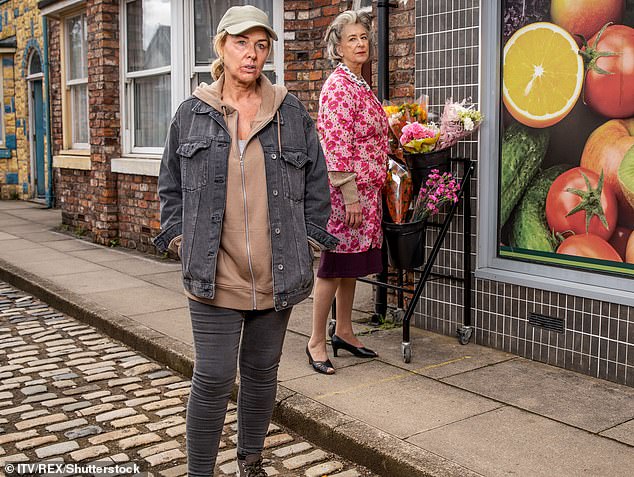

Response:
(111, 157), (160, 177)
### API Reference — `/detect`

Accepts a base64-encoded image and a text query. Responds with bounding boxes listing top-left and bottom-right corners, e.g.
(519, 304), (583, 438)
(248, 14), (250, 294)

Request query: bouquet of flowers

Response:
(383, 96), (483, 156)
(383, 95), (429, 154)
(400, 122), (440, 154)
(410, 170), (460, 222)
(384, 158), (414, 224)
(436, 98), (484, 151)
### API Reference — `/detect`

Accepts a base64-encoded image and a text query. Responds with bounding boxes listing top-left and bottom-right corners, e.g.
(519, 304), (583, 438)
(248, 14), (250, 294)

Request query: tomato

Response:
(581, 24), (634, 118)
(626, 231), (634, 264)
(609, 226), (632, 260)
(546, 167), (618, 241)
(557, 234), (622, 262)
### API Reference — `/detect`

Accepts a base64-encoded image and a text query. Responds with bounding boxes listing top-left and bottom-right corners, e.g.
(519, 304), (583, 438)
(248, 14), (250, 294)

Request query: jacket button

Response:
(282, 301), (288, 307)
(273, 190), (279, 196)
(271, 153), (277, 160)
(275, 228), (280, 234)
(278, 264), (284, 270)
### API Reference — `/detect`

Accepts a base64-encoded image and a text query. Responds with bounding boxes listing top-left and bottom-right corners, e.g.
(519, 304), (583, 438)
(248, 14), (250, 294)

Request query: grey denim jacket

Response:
(153, 94), (338, 311)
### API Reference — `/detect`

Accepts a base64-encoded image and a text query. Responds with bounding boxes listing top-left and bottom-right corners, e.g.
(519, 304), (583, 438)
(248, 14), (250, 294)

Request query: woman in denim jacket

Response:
(153, 6), (336, 476)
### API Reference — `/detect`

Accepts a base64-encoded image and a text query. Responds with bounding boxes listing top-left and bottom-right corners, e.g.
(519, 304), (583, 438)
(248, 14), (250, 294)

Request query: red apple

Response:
(581, 118), (634, 227)
(551, 0), (625, 41)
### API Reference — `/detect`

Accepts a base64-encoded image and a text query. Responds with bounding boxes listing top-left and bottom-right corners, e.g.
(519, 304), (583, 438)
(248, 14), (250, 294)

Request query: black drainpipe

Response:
(374, 0), (394, 322)
(376, 1), (391, 102)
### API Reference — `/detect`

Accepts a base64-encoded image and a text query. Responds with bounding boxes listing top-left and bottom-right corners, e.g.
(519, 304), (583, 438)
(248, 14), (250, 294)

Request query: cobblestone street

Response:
(0, 281), (376, 477)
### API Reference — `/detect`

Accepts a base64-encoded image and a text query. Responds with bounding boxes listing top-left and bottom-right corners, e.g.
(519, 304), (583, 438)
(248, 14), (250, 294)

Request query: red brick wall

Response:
(116, 174), (161, 253)
(283, 1), (347, 116)
(87, 0), (120, 245)
(55, 168), (93, 234)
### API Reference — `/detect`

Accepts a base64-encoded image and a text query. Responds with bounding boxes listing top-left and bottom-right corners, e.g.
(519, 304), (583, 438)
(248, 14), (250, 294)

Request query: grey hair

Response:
(324, 10), (372, 62)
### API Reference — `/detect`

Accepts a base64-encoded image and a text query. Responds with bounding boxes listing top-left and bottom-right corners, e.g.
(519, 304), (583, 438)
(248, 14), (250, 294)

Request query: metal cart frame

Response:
(328, 157), (475, 363)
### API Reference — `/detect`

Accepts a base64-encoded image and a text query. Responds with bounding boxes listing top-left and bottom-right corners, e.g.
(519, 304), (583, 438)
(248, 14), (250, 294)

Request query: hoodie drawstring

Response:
(276, 111), (282, 159)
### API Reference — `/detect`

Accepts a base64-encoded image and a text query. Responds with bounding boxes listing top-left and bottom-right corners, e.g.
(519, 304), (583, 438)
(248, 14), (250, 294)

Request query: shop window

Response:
(65, 13), (89, 149)
(123, 0), (172, 154)
(477, 2), (633, 303)
(190, 0), (283, 91)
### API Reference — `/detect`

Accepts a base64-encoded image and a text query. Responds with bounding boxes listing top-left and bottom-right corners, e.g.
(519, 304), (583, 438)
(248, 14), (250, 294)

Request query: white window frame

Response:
(352, 0), (372, 12)
(185, 0), (284, 94)
(64, 13), (89, 150)
(477, 2), (634, 307)
(118, 0), (284, 162)
(121, 0), (175, 156)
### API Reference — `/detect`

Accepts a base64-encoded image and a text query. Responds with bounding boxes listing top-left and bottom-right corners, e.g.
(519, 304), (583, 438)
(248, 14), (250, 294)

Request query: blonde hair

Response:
(211, 31), (229, 81)
(210, 30), (273, 81)
(324, 10), (372, 62)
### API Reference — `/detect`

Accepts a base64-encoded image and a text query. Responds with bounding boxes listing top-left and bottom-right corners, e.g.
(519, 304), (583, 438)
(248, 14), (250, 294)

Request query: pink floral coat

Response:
(317, 65), (389, 253)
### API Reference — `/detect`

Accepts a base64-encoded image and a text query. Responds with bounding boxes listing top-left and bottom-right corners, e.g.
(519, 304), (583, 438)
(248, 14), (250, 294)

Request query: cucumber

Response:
(509, 165), (571, 252)
(500, 123), (549, 227)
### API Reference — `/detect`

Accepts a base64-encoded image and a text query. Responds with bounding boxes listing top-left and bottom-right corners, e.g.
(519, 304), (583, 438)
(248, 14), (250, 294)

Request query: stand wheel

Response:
(389, 308), (405, 324)
(457, 326), (473, 345)
(328, 319), (336, 338)
(401, 342), (411, 363)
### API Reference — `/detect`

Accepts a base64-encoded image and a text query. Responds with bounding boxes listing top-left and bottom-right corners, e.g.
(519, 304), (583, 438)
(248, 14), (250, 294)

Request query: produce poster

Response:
(499, 0), (634, 277)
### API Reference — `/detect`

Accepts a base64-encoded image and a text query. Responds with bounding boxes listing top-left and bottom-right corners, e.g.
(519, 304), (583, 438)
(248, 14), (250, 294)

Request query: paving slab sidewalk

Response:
(1, 201), (633, 477)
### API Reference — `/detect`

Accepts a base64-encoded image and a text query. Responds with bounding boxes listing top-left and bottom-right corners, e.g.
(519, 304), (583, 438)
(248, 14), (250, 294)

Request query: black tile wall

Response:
(413, 1), (633, 387)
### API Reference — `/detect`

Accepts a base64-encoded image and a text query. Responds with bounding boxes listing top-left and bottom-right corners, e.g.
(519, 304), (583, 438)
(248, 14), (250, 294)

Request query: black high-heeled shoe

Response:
(331, 335), (378, 358)
(306, 345), (335, 375)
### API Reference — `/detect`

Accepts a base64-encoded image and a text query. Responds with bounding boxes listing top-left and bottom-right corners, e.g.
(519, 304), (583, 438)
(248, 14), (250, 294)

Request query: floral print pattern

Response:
(318, 64), (389, 253)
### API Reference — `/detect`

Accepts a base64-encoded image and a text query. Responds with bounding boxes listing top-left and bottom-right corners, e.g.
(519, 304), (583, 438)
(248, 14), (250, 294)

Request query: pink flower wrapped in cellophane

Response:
(436, 98), (483, 151)
(400, 122), (440, 154)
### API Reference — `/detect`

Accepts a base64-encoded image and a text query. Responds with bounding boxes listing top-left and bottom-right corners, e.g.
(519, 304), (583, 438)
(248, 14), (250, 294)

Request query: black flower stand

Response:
(328, 157), (475, 363)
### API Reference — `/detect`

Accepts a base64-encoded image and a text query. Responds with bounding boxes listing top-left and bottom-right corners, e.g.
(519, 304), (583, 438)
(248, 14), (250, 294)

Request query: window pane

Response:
(127, 0), (171, 72)
(29, 52), (42, 75)
(194, 0), (273, 66)
(67, 15), (87, 81)
(70, 83), (89, 146)
(134, 74), (171, 148)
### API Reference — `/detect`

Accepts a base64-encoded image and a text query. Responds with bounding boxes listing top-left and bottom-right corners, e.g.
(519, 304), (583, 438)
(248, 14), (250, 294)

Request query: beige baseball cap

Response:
(217, 5), (278, 41)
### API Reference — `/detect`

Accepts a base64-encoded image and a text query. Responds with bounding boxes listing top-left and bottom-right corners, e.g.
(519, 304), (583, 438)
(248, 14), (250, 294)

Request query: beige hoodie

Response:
(185, 74), (288, 310)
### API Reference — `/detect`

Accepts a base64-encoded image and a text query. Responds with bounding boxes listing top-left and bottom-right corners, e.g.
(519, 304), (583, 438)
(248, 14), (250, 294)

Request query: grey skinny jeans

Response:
(186, 299), (291, 476)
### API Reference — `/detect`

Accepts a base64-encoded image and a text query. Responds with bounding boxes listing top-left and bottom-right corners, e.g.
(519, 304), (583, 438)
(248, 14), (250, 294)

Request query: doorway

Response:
(27, 50), (46, 199)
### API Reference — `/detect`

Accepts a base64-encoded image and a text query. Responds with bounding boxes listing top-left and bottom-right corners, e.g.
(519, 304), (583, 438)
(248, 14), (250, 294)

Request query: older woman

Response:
(154, 5), (336, 476)
(307, 10), (389, 375)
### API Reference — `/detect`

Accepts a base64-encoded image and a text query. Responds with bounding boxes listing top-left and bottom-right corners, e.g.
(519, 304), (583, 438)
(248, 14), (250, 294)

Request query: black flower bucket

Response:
(403, 148), (451, 193)
(382, 219), (426, 270)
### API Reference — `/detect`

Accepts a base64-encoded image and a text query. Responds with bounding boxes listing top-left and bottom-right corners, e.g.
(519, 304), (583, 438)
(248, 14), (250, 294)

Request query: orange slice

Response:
(503, 22), (583, 129)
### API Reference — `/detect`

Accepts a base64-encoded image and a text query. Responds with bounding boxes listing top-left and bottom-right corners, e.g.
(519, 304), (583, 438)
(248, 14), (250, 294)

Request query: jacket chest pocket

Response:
(177, 139), (212, 191)
(281, 151), (308, 202)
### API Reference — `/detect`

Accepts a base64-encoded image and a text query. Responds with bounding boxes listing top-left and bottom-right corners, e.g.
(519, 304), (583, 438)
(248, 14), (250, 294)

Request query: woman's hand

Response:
(345, 201), (362, 229)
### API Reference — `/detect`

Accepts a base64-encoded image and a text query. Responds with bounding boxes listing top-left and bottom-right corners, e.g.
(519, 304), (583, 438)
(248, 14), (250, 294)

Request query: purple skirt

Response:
(317, 248), (383, 278)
